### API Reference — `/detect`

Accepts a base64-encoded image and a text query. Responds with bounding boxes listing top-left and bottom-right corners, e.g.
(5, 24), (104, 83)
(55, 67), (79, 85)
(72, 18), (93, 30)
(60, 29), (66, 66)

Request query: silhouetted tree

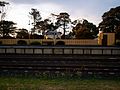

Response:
(0, 1), (9, 6)
(16, 28), (29, 39)
(98, 6), (120, 39)
(0, 20), (16, 38)
(0, 1), (9, 21)
(73, 19), (98, 39)
(36, 19), (50, 35)
(55, 12), (71, 39)
(29, 8), (42, 34)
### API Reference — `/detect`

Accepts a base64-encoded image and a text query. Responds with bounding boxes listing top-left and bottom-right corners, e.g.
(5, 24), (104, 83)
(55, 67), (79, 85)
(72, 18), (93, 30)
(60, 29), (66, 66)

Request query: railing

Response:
(0, 46), (120, 55)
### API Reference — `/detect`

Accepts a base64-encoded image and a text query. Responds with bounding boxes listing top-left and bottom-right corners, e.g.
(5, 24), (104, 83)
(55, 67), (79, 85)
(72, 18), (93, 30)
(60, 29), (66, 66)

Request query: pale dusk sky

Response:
(2, 0), (120, 30)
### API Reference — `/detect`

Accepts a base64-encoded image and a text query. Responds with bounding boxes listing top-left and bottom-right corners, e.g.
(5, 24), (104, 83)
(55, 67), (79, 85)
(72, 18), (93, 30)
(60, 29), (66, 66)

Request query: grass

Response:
(0, 76), (120, 90)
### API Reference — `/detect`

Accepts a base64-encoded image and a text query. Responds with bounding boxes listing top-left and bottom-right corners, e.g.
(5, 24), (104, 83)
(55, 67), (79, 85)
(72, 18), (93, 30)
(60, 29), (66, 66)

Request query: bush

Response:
(17, 40), (27, 45)
(56, 41), (65, 45)
(46, 42), (54, 46)
(116, 42), (120, 46)
(30, 41), (41, 45)
(0, 41), (2, 45)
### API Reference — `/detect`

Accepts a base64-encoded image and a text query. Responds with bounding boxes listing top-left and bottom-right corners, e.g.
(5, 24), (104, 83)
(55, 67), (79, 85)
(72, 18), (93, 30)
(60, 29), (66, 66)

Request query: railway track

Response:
(0, 54), (120, 77)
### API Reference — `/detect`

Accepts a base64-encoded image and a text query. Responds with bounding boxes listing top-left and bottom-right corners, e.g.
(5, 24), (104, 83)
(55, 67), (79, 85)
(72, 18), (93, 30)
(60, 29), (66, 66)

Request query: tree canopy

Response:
(0, 20), (16, 38)
(55, 12), (71, 39)
(29, 8), (42, 34)
(72, 19), (98, 39)
(0, 1), (9, 21)
(16, 28), (29, 39)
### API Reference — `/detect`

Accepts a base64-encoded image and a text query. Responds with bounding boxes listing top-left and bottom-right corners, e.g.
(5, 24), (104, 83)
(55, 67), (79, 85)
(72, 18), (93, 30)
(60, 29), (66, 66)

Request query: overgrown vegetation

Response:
(0, 76), (120, 90)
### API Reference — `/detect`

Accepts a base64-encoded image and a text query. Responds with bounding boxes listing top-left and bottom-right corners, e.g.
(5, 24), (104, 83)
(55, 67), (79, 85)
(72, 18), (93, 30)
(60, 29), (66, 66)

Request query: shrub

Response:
(17, 40), (27, 45)
(0, 41), (2, 45)
(56, 41), (65, 45)
(116, 42), (120, 46)
(30, 41), (41, 45)
(47, 42), (54, 46)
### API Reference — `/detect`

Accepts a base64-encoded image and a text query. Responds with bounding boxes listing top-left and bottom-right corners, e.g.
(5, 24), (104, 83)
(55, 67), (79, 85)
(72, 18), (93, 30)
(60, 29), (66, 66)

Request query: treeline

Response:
(0, 1), (120, 39)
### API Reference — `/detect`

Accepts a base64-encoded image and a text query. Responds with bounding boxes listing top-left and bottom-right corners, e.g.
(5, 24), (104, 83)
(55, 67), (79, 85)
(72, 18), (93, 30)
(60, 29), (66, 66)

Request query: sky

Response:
(2, 0), (120, 30)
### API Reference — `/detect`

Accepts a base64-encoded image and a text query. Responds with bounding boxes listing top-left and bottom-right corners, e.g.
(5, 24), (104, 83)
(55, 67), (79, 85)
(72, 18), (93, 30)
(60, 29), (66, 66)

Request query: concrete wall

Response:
(0, 39), (98, 45)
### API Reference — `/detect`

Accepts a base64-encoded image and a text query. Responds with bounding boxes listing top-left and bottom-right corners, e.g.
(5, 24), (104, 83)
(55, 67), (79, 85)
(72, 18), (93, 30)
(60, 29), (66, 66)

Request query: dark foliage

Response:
(0, 41), (2, 45)
(0, 20), (16, 38)
(17, 40), (27, 45)
(16, 29), (29, 39)
(56, 41), (65, 45)
(56, 12), (71, 39)
(30, 34), (44, 39)
(0, 36), (15, 39)
(73, 19), (98, 39)
(116, 41), (120, 46)
(30, 41), (41, 45)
